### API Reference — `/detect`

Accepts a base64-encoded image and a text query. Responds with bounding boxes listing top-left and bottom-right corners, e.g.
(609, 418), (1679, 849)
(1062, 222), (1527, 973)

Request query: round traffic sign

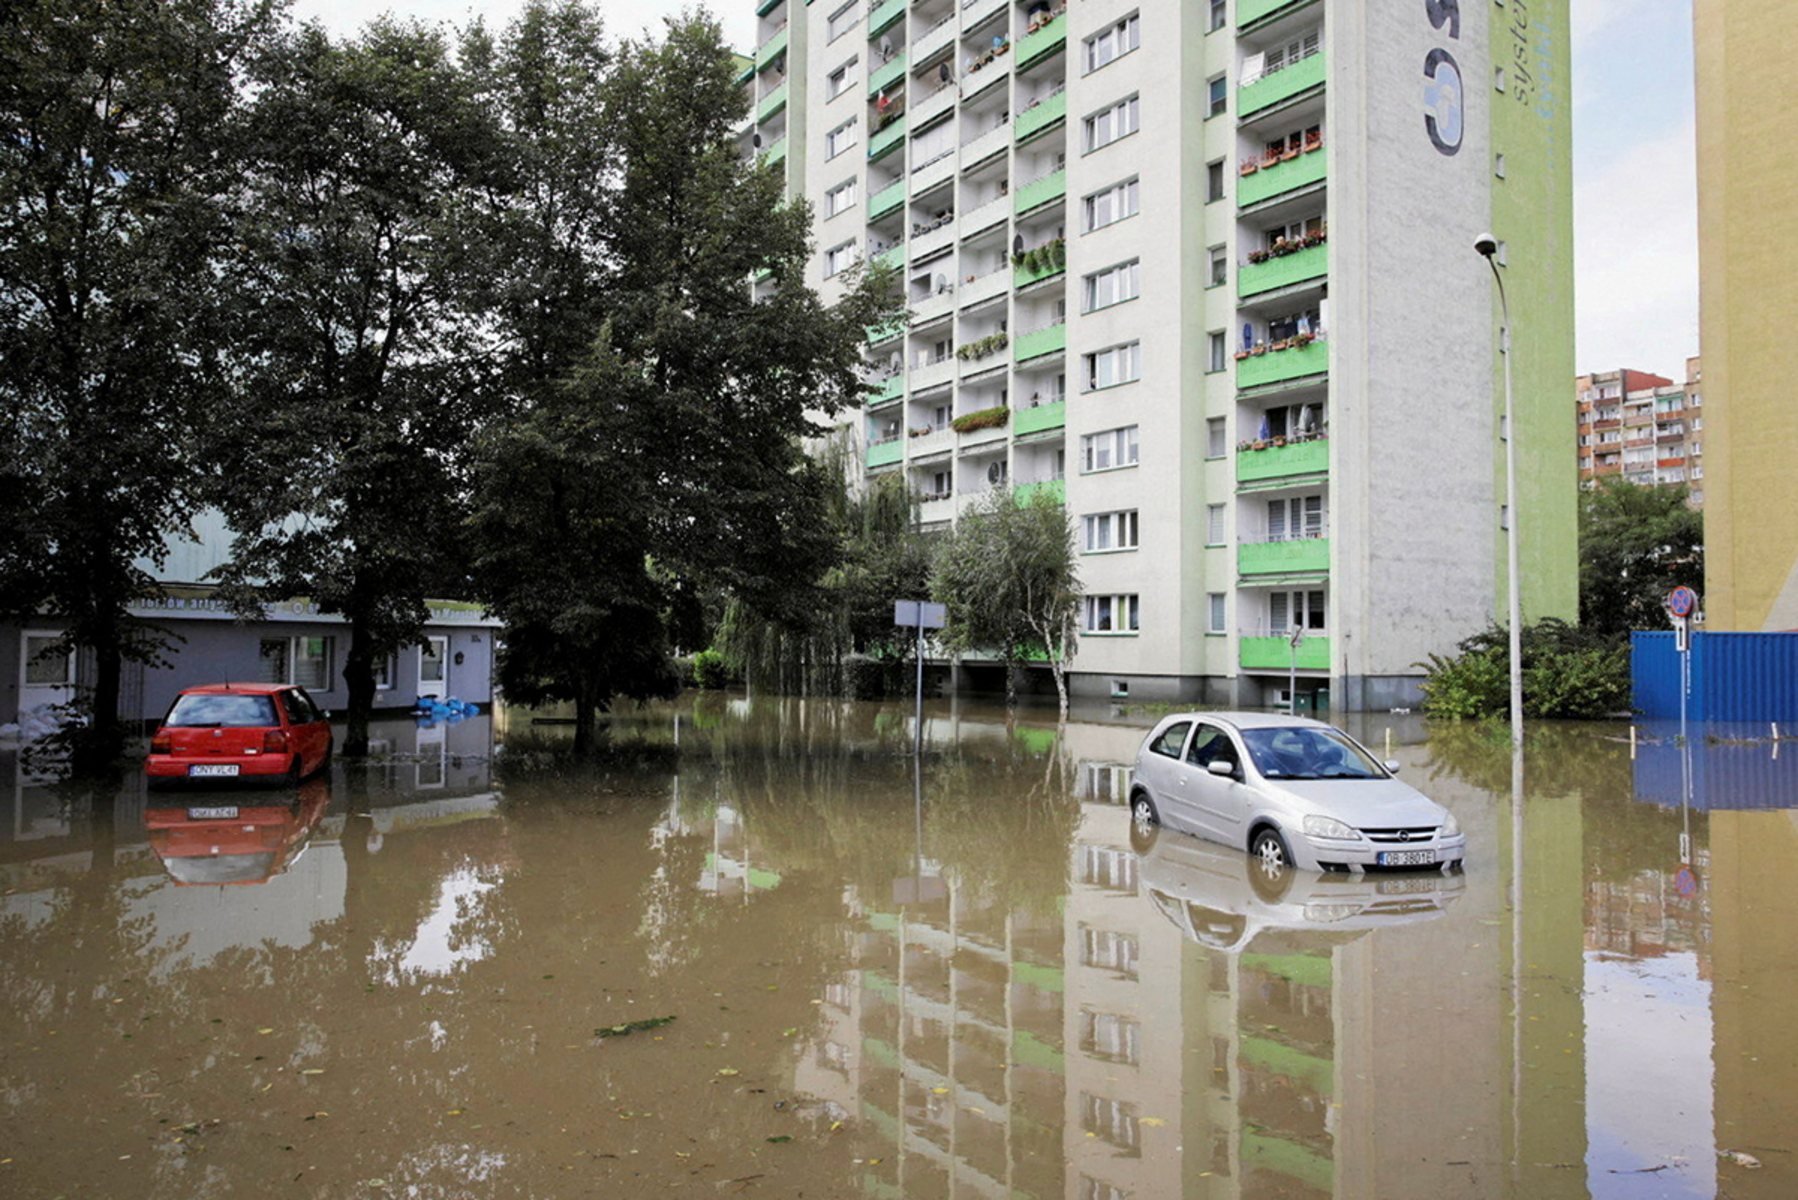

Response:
(1667, 586), (1697, 618)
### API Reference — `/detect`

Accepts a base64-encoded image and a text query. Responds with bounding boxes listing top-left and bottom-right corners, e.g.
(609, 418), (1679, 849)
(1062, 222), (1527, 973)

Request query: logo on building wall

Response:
(1424, 0), (1464, 155)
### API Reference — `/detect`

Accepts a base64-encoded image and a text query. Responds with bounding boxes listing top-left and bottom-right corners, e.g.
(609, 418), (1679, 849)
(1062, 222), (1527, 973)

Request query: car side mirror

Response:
(1207, 760), (1235, 778)
(1384, 760), (1401, 774)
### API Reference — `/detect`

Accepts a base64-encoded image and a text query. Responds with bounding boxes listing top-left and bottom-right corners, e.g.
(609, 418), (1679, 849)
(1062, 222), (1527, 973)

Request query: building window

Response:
(259, 636), (334, 691)
(1084, 342), (1140, 390)
(826, 58), (856, 99)
(824, 178), (857, 217)
(1084, 95), (1139, 152)
(1207, 74), (1227, 117)
(1209, 245), (1227, 287)
(1082, 259), (1140, 311)
(1083, 510), (1140, 552)
(1210, 0), (1226, 31)
(826, 0), (858, 41)
(1208, 592), (1227, 633)
(825, 118), (857, 159)
(1206, 503), (1226, 545)
(1084, 178), (1139, 231)
(1208, 330), (1226, 373)
(1206, 159), (1224, 202)
(824, 240), (857, 277)
(1084, 14), (1140, 73)
(1079, 1010), (1142, 1064)
(1085, 593), (1140, 633)
(1081, 425), (1140, 472)
(1207, 416), (1227, 458)
(22, 633), (73, 686)
(1269, 589), (1326, 634)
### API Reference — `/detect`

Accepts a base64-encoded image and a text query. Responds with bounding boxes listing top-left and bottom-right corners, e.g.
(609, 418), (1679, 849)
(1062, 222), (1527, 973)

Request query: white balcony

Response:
(910, 145), (957, 197)
(911, 76), (958, 127)
(958, 265), (1011, 308)
(959, 193), (1009, 239)
(910, 284), (956, 324)
(960, 0), (1008, 35)
(908, 427), (955, 457)
(914, 13), (958, 64)
(912, 219), (956, 262)
(919, 496), (956, 524)
(960, 118), (1010, 168)
(911, 354), (956, 391)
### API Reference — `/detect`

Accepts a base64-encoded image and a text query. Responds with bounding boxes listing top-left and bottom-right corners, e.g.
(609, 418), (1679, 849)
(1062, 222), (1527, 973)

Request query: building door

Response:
(20, 631), (75, 714)
(418, 637), (448, 700)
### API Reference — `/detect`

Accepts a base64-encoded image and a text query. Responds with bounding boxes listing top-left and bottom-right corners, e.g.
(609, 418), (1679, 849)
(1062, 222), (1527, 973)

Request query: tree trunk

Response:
(573, 688), (597, 756)
(72, 620), (125, 772)
(341, 619), (379, 756)
(1003, 655), (1018, 708)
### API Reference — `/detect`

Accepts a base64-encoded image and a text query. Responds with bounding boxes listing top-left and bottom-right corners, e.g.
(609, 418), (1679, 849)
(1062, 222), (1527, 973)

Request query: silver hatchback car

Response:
(1129, 712), (1466, 873)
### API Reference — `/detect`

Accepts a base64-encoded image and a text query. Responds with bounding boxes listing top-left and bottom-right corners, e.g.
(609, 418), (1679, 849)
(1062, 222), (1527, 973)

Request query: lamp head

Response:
(1473, 232), (1500, 258)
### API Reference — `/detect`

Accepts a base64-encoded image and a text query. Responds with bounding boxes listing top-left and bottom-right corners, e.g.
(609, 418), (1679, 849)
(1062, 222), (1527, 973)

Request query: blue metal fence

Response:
(1632, 631), (1798, 722)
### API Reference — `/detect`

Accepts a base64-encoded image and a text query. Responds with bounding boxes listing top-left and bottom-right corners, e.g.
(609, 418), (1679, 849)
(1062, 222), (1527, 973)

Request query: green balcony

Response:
(867, 114), (906, 161)
(1239, 147), (1327, 206)
(866, 316), (905, 344)
(1015, 399), (1066, 435)
(867, 374), (904, 407)
(1013, 246), (1066, 288)
(1014, 478), (1065, 505)
(869, 0), (905, 39)
(1241, 635), (1331, 671)
(1237, 339), (1328, 388)
(866, 438), (904, 469)
(754, 26), (788, 72)
(759, 138), (787, 168)
(1239, 537), (1330, 576)
(1238, 241), (1327, 297)
(1015, 90), (1066, 144)
(1014, 321), (1066, 363)
(873, 243), (904, 272)
(869, 178), (906, 220)
(1237, 0), (1316, 29)
(755, 0), (783, 16)
(1236, 437), (1328, 484)
(1016, 13), (1065, 69)
(1014, 168), (1066, 215)
(869, 52), (907, 97)
(757, 82), (788, 122)
(1239, 51), (1325, 118)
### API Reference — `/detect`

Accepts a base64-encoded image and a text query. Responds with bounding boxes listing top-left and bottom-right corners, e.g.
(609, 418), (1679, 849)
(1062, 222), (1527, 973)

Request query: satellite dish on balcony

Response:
(888, 351), (902, 372)
(933, 272), (949, 293)
(986, 461), (1007, 486)
(1012, 233), (1025, 255)
(751, 132), (763, 149)
(880, 35), (894, 60)
(938, 62), (952, 84)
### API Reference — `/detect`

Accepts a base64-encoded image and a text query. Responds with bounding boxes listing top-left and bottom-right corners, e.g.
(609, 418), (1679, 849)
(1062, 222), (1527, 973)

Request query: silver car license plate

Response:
(189, 806), (238, 819)
(1378, 849), (1438, 867)
(188, 764), (239, 778)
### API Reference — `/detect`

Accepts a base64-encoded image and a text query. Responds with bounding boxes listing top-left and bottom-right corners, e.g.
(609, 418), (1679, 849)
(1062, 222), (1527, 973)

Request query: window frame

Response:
(1080, 425), (1141, 473)
(1083, 13), (1141, 74)
(1083, 341), (1141, 391)
(1083, 177), (1140, 232)
(1082, 258), (1140, 312)
(1083, 94), (1140, 154)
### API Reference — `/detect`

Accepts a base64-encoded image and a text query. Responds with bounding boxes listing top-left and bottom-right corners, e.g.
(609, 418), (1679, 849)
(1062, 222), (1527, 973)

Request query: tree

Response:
(0, 0), (274, 764)
(931, 489), (1081, 717)
(1417, 618), (1632, 720)
(466, 11), (895, 751)
(1579, 478), (1704, 638)
(216, 18), (502, 755)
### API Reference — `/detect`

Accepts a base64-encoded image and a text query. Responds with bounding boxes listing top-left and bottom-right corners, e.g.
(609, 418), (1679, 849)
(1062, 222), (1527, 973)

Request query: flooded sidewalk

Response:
(0, 699), (1792, 1198)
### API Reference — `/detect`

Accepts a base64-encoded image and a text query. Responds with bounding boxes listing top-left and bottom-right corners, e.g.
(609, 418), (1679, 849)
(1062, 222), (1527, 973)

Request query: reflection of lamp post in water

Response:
(1288, 624), (1304, 713)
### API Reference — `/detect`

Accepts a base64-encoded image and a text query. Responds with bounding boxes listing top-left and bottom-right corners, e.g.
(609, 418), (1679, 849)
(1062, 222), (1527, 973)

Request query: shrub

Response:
(1418, 618), (1632, 720)
(691, 648), (732, 689)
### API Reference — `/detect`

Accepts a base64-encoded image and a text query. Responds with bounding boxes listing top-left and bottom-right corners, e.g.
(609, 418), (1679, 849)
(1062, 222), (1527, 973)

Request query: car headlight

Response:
(1304, 903), (1364, 923)
(1302, 814), (1361, 840)
(1439, 811), (1461, 838)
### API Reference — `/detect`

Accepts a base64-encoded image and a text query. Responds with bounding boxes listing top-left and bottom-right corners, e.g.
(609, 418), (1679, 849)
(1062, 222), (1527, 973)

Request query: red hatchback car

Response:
(145, 683), (333, 787)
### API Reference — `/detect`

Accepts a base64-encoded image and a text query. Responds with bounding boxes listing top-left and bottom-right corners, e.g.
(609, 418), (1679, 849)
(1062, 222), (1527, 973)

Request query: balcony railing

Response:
(1240, 635), (1330, 671)
(1015, 398), (1067, 435)
(869, 178), (906, 220)
(1013, 478), (1066, 505)
(1237, 338), (1327, 388)
(866, 436), (905, 469)
(1013, 320), (1066, 363)
(868, 114), (907, 160)
(1013, 167), (1066, 215)
(1016, 11), (1066, 70)
(1013, 238), (1067, 287)
(1235, 435), (1328, 484)
(1015, 88), (1066, 143)
(1238, 536), (1331, 576)
(1239, 50), (1326, 118)
(1238, 144), (1326, 207)
(1238, 239), (1327, 297)
(754, 25), (789, 71)
(869, 0), (905, 38)
(869, 52), (908, 97)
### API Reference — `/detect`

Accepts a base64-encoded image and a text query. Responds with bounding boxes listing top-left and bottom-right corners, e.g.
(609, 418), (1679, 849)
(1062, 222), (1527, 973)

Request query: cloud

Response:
(1574, 117), (1700, 379)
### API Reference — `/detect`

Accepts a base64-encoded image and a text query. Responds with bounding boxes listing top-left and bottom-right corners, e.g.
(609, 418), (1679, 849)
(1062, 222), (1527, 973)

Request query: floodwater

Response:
(1, 697), (1795, 1200)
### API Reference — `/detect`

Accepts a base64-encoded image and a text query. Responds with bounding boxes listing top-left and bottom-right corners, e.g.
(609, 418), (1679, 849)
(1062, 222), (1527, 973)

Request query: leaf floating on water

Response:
(594, 1016), (676, 1039)
(717, 1068), (740, 1077)
(1720, 1150), (1763, 1169)
(300, 1069), (324, 1076)
(1139, 1117), (1167, 1127)
(765, 1136), (793, 1144)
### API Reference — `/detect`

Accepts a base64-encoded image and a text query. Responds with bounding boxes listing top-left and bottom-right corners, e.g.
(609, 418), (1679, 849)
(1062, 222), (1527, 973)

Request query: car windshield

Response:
(165, 693), (279, 728)
(1240, 726), (1385, 780)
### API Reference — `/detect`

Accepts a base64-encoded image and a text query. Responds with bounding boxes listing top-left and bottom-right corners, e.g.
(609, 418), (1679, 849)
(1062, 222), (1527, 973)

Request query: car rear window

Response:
(164, 693), (279, 727)
(1148, 721), (1192, 758)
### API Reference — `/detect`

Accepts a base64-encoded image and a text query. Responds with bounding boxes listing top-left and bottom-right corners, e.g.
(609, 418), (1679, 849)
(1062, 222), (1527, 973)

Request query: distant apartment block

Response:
(738, 0), (1576, 708)
(1575, 356), (1704, 504)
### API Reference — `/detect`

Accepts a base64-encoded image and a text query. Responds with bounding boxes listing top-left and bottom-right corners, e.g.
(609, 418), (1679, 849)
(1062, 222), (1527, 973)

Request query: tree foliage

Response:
(931, 489), (1080, 716)
(0, 0), (275, 762)
(1417, 618), (1632, 720)
(1579, 478), (1704, 638)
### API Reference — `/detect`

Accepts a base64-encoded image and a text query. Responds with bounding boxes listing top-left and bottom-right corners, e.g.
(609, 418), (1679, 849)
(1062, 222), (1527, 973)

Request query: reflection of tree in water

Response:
(1419, 719), (1635, 801)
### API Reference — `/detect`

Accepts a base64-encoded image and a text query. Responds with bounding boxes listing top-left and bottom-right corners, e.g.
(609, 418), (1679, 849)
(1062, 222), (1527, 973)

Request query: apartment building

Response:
(1696, 0), (1798, 631)
(1575, 356), (1704, 504)
(739, 0), (1575, 708)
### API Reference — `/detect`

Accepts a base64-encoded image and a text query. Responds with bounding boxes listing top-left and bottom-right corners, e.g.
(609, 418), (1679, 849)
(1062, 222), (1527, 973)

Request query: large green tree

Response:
(932, 489), (1081, 716)
(1579, 478), (1704, 638)
(0, 0), (274, 763)
(467, 12), (894, 752)
(216, 18), (502, 754)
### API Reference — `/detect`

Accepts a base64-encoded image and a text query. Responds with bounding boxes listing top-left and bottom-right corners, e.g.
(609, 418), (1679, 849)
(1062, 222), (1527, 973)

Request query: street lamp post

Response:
(1475, 233), (1524, 753)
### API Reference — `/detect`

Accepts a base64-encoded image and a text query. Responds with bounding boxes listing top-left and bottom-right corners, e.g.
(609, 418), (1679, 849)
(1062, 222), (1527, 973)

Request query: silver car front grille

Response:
(1359, 826), (1440, 843)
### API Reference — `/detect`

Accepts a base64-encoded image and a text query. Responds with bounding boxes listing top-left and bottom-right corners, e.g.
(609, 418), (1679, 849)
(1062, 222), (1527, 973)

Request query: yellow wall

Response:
(1694, 0), (1798, 630)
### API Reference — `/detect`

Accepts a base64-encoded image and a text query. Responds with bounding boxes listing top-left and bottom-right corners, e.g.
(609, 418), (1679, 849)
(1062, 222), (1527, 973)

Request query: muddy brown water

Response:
(1, 697), (1793, 1199)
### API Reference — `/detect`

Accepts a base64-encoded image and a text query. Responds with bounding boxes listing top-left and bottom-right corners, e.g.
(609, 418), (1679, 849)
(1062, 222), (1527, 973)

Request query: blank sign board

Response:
(894, 600), (947, 629)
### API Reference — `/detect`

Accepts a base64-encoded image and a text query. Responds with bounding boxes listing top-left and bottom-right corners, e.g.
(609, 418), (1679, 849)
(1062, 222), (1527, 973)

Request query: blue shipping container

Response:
(1632, 631), (1798, 722)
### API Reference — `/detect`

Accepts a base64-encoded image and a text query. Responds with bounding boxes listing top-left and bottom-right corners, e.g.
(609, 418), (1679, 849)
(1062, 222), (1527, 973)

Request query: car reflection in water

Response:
(1131, 817), (1464, 952)
(145, 778), (331, 887)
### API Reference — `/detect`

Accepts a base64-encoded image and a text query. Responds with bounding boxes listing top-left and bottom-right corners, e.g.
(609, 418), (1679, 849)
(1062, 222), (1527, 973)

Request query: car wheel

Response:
(1129, 795), (1160, 854)
(1248, 826), (1295, 902)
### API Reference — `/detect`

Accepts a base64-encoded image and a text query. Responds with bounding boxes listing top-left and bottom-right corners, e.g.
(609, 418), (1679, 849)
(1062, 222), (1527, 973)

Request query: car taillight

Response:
(150, 731), (171, 754)
(263, 729), (289, 753)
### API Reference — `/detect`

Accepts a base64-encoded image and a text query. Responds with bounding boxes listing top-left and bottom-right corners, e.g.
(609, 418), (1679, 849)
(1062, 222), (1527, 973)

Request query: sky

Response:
(294, 0), (1702, 382)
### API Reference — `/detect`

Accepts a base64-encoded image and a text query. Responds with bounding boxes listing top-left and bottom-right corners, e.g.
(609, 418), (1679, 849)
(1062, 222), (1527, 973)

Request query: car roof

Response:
(179, 683), (294, 696)
(1152, 711), (1336, 733)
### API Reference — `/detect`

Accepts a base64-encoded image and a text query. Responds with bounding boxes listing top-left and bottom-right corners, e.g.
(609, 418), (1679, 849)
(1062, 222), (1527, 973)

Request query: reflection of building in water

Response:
(697, 804), (782, 898)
